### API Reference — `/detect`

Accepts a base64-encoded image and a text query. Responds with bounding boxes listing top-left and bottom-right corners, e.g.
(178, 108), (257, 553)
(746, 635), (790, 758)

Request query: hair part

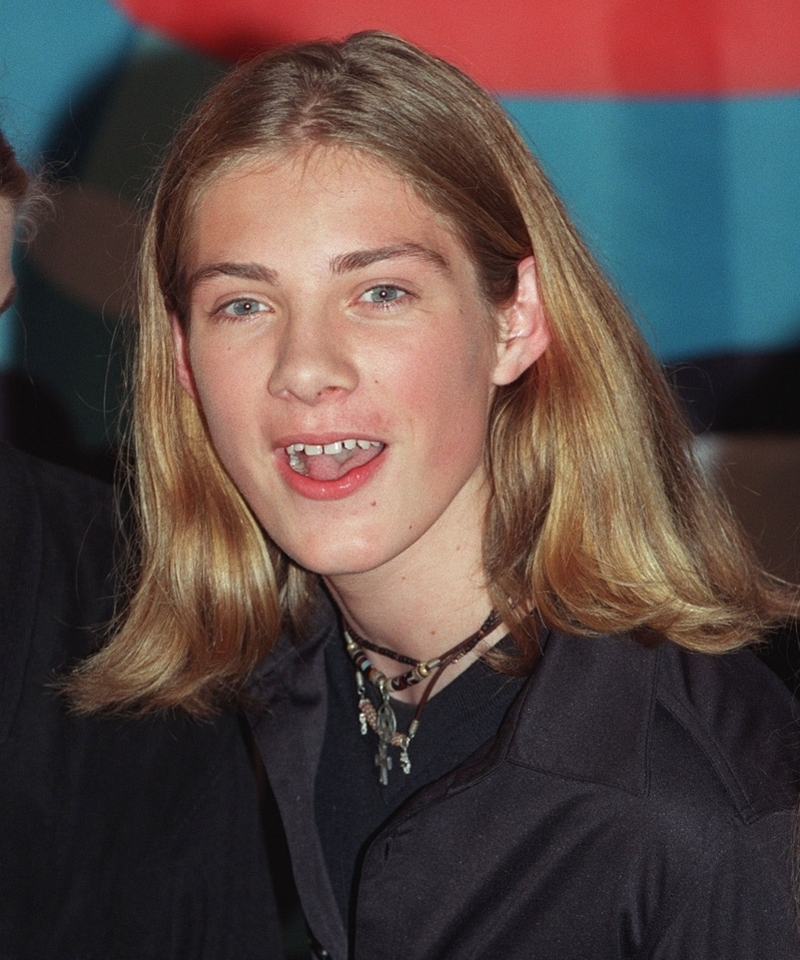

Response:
(68, 31), (795, 715)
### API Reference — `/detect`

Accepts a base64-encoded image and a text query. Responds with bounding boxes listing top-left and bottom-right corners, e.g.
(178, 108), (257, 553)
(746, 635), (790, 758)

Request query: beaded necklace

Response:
(343, 610), (501, 785)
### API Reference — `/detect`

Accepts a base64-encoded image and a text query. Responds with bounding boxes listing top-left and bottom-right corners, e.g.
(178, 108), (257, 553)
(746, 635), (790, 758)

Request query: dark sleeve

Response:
(0, 443), (115, 739)
(0, 446), (287, 959)
(90, 712), (290, 960)
(647, 811), (800, 960)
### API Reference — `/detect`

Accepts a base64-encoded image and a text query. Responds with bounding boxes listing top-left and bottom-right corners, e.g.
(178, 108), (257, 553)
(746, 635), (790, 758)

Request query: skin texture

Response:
(173, 146), (549, 688)
(0, 200), (15, 314)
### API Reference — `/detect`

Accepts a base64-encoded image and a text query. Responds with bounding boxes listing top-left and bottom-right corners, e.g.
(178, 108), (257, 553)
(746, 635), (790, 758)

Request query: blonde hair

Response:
(69, 32), (793, 714)
(0, 129), (28, 206)
(0, 127), (50, 241)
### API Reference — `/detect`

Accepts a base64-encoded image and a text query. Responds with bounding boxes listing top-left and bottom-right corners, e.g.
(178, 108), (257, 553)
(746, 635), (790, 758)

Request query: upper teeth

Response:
(286, 439), (381, 456)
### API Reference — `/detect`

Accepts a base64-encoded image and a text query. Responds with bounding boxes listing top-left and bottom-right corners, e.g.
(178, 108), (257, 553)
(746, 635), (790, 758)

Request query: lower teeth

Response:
(288, 453), (308, 476)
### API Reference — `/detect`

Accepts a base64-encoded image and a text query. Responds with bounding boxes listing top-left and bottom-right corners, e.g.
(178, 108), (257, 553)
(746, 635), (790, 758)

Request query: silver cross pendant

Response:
(375, 739), (393, 785)
(374, 686), (397, 786)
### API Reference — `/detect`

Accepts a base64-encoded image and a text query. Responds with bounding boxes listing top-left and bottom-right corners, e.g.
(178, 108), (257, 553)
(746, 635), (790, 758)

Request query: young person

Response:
(71, 33), (800, 959)
(0, 128), (284, 958)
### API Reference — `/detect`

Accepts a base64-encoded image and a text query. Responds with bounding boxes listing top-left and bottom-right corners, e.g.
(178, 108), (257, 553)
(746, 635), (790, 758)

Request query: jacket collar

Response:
(249, 596), (347, 960)
(389, 629), (658, 823)
(503, 630), (657, 792)
(251, 603), (660, 800)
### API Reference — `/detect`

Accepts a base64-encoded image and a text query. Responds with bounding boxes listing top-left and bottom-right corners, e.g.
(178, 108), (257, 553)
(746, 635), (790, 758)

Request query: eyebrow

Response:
(0, 284), (17, 315)
(188, 261), (279, 290)
(329, 243), (451, 275)
(188, 242), (451, 292)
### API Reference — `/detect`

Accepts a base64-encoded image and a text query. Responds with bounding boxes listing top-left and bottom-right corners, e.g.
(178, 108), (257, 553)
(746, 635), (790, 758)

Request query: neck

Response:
(323, 493), (501, 703)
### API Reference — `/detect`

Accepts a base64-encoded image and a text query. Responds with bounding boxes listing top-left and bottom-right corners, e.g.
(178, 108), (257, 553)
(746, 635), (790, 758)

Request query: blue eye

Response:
(361, 285), (406, 305)
(224, 298), (266, 316)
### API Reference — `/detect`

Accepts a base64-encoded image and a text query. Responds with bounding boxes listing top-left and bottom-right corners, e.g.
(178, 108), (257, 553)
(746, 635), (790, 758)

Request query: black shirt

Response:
(315, 627), (525, 927)
(251, 596), (800, 960)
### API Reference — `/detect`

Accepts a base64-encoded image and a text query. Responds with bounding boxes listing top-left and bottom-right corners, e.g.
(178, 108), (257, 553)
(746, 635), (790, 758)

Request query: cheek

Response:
(188, 342), (257, 447)
(396, 342), (493, 469)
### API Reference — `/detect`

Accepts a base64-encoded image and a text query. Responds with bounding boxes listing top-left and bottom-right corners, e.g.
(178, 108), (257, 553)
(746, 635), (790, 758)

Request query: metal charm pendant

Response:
(374, 688), (398, 786)
(399, 738), (411, 774)
(357, 701), (368, 736)
(375, 698), (397, 741)
(375, 739), (393, 785)
(354, 670), (369, 736)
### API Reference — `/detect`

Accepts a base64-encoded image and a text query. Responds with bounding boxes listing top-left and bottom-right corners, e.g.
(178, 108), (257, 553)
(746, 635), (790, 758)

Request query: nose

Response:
(267, 309), (358, 405)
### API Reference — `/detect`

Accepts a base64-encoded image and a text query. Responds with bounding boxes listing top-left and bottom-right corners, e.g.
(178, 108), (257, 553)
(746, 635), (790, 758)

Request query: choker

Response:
(344, 609), (501, 785)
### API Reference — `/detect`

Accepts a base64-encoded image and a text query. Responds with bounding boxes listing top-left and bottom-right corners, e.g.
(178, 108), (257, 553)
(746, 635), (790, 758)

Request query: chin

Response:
(281, 539), (395, 579)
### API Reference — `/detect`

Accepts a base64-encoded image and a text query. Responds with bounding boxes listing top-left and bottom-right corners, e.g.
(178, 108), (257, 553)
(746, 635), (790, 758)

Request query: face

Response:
(0, 199), (15, 314)
(173, 147), (544, 584)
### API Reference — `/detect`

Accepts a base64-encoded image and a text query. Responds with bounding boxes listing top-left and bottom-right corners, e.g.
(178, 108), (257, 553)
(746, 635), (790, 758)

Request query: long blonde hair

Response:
(0, 129), (28, 206)
(69, 32), (792, 714)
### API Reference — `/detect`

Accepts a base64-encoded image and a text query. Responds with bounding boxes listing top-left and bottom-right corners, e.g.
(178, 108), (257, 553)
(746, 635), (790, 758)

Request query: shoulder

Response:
(508, 630), (799, 816)
(0, 442), (116, 641)
(509, 632), (799, 911)
(642, 645), (799, 955)
(0, 440), (113, 541)
(652, 640), (799, 817)
(498, 632), (800, 954)
(0, 442), (114, 589)
(0, 443), (116, 739)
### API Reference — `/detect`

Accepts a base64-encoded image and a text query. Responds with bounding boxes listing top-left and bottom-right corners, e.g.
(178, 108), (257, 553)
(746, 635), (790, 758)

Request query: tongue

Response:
(303, 445), (382, 481)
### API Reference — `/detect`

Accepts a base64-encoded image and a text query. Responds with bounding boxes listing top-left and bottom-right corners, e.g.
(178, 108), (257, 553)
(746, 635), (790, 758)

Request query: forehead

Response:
(182, 145), (481, 291)
(188, 145), (458, 254)
(202, 144), (412, 200)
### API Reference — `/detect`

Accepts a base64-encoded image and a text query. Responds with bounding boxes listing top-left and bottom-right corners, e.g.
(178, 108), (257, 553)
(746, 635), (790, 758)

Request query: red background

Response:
(116, 0), (800, 94)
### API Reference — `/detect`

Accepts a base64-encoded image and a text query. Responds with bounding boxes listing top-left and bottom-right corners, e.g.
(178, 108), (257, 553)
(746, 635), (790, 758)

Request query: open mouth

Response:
(284, 439), (385, 482)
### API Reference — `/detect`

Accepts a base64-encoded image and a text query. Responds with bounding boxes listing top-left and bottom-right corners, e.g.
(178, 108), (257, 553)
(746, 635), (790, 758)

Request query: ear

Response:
(169, 313), (199, 402)
(492, 256), (550, 387)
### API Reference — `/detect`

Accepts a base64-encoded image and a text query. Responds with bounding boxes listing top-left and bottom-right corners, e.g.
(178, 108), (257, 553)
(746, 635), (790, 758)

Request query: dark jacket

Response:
(250, 598), (800, 960)
(0, 443), (285, 960)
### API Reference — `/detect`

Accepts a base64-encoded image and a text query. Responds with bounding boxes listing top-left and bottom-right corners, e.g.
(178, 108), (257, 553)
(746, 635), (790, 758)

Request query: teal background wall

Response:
(504, 96), (800, 361)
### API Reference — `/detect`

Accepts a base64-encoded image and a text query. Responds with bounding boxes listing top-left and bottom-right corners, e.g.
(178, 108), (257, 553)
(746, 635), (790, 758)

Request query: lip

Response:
(274, 437), (387, 501)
